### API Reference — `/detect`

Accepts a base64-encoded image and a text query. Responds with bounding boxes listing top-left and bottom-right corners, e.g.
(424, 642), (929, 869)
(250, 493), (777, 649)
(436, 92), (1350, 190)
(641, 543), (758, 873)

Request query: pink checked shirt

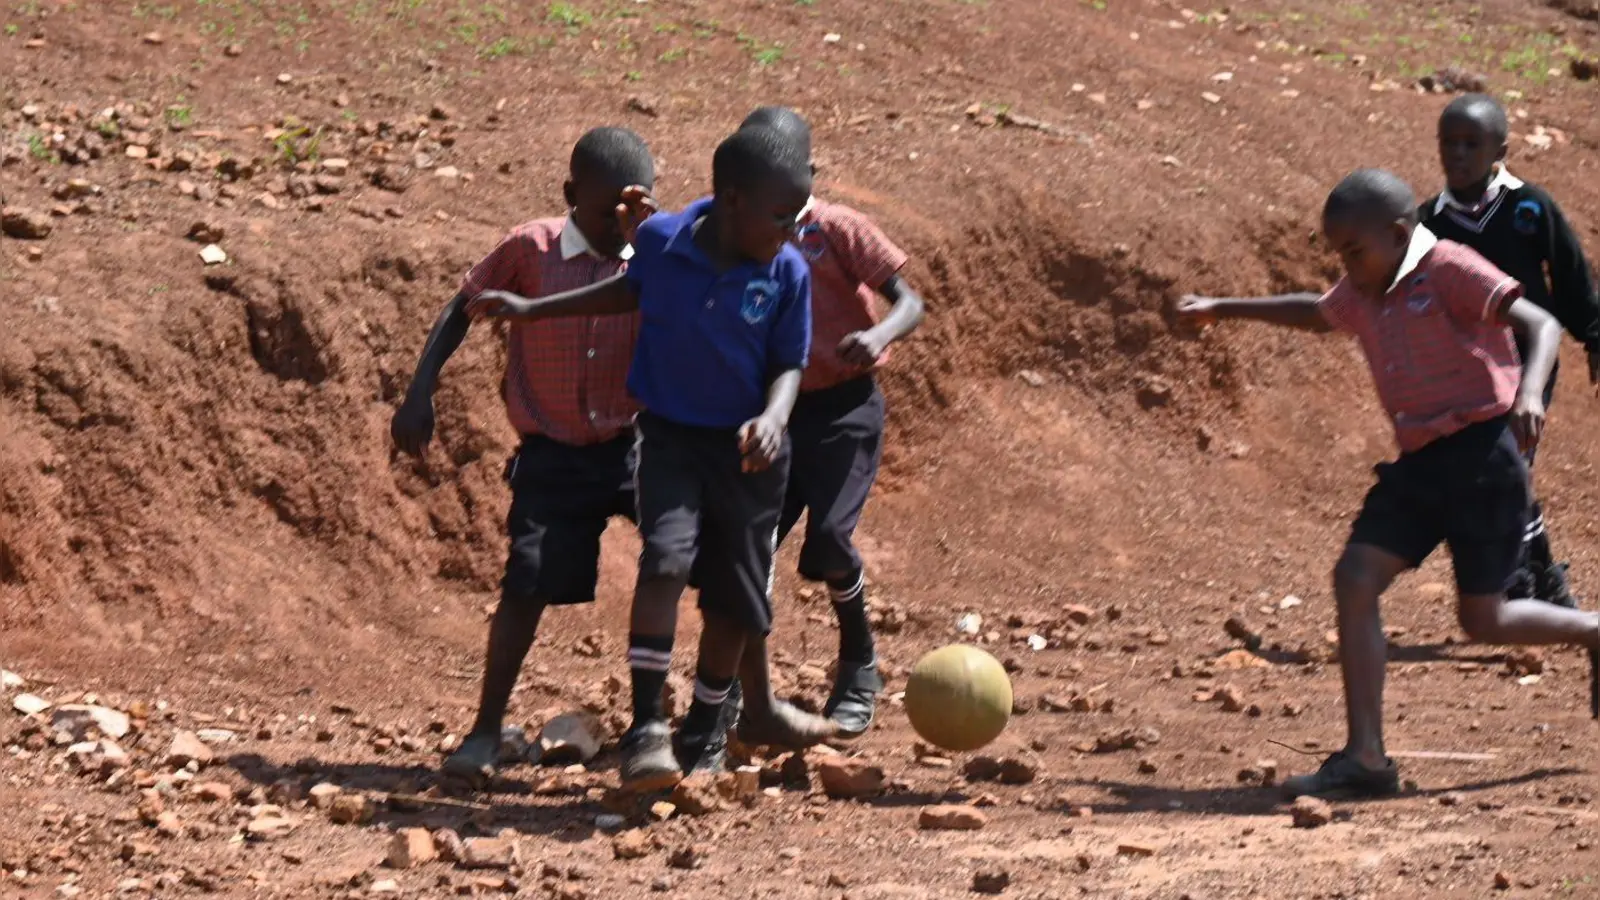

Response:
(792, 199), (910, 392)
(1318, 227), (1523, 453)
(460, 217), (639, 445)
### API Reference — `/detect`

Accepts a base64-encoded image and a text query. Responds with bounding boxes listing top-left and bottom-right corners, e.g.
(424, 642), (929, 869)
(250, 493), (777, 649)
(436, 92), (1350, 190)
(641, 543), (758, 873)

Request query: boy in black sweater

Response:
(1421, 93), (1600, 609)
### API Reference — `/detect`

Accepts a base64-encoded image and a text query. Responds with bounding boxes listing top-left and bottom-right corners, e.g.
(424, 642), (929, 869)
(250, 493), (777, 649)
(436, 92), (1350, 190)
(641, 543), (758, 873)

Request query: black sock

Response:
(627, 633), (674, 727)
(828, 570), (875, 664)
(682, 671), (734, 735)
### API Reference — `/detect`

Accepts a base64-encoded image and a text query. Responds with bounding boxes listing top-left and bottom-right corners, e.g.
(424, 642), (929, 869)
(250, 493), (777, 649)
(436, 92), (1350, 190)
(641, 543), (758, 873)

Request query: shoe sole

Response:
(621, 769), (684, 794)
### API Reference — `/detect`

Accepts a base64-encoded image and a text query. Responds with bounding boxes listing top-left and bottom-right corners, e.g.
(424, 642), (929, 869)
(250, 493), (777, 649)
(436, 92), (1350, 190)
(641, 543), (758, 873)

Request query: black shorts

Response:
(1347, 416), (1529, 596)
(502, 433), (635, 606)
(779, 375), (885, 581)
(635, 411), (789, 635)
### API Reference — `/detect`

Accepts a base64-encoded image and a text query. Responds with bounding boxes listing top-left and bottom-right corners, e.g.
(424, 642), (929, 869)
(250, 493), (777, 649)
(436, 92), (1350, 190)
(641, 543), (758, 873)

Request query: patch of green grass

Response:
(547, 2), (590, 30)
(753, 43), (784, 66)
(623, 69), (641, 81)
(272, 125), (324, 165)
(1081, 0), (1106, 9)
(481, 35), (520, 58)
(26, 132), (55, 163)
(4, 23), (19, 35)
(165, 104), (194, 127)
(658, 46), (685, 62)
(653, 22), (679, 33)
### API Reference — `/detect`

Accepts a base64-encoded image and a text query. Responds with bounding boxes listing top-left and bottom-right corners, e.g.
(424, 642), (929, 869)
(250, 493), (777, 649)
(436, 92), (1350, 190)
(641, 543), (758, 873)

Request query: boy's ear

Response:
(1494, 141), (1509, 163)
(562, 180), (576, 208)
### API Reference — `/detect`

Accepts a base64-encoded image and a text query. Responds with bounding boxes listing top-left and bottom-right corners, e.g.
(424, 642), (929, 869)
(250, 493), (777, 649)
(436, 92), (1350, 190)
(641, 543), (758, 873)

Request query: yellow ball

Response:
(904, 644), (1013, 752)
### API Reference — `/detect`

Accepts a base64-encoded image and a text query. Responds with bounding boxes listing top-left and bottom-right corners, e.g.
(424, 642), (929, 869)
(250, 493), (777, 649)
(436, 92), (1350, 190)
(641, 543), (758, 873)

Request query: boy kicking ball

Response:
(1179, 169), (1600, 798)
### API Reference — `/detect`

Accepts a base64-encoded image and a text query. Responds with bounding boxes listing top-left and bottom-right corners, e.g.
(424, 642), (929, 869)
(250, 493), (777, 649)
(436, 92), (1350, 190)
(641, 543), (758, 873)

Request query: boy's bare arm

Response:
(1504, 297), (1561, 453)
(1177, 292), (1333, 332)
(739, 369), (803, 473)
(468, 273), (639, 320)
(839, 275), (927, 367)
(392, 292), (472, 456)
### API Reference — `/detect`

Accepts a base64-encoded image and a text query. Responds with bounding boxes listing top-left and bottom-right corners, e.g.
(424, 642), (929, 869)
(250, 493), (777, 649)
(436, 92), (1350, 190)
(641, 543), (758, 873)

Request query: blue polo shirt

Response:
(624, 197), (812, 429)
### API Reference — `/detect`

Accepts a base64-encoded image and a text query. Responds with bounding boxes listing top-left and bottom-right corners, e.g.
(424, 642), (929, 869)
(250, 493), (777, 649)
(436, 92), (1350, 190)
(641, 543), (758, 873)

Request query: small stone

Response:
(1062, 604), (1096, 625)
(1291, 796), (1334, 829)
(308, 783), (341, 809)
(245, 814), (295, 841)
(669, 776), (722, 816)
(1, 208), (53, 240)
(167, 731), (214, 768)
(125, 145), (149, 159)
(1216, 685), (1246, 713)
(277, 73), (293, 85)
(0, 670), (23, 690)
(225, 43), (243, 56)
(387, 828), (437, 869)
(972, 868), (1010, 894)
(320, 157), (350, 174)
(460, 836), (517, 869)
(667, 844), (707, 870)
(429, 103), (454, 120)
(611, 829), (652, 861)
(1506, 648), (1545, 676)
(918, 804), (987, 831)
(155, 811), (183, 837)
(432, 828), (465, 863)
(818, 758), (885, 798)
(537, 712), (604, 764)
(198, 244), (227, 266)
(1438, 791), (1467, 807)
(1137, 758), (1158, 774)
(594, 813), (626, 831)
(327, 794), (375, 825)
(1116, 843), (1156, 858)
(51, 705), (131, 740)
(1494, 871), (1511, 890)
(193, 782), (233, 803)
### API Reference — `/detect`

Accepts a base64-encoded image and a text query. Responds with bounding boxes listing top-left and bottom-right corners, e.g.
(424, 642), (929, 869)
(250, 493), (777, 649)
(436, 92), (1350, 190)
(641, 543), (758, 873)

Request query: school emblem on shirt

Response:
(1513, 199), (1542, 236)
(795, 222), (827, 261)
(1405, 292), (1436, 315)
(741, 278), (780, 324)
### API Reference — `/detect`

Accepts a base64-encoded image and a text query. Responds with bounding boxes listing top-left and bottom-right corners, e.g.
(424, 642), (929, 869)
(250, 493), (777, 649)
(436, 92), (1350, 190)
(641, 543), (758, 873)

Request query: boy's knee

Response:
(639, 543), (695, 582)
(1456, 597), (1502, 642)
(1332, 553), (1385, 602)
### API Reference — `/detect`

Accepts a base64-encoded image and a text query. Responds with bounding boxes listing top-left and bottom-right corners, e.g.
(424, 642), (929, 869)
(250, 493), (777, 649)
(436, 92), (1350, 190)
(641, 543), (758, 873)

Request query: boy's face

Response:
(566, 175), (653, 259)
(1437, 112), (1506, 194)
(1323, 215), (1412, 298)
(725, 174), (811, 264)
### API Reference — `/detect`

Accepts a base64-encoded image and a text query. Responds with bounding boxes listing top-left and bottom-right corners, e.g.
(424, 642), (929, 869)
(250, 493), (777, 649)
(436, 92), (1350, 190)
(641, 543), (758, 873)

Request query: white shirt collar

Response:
(1434, 164), (1525, 215)
(799, 195), (817, 222)
(1388, 225), (1438, 294)
(559, 214), (633, 262)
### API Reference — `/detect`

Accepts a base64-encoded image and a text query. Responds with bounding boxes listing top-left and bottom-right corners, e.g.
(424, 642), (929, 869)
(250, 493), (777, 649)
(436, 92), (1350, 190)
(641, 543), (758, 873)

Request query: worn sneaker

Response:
(825, 658), (884, 739)
(675, 681), (742, 775)
(737, 698), (841, 750)
(1280, 751), (1400, 799)
(619, 720), (683, 793)
(1538, 562), (1580, 610)
(440, 732), (500, 788)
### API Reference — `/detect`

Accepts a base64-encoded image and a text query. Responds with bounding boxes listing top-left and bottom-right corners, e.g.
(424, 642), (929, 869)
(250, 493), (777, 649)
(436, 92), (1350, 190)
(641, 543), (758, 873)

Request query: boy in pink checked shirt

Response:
(1179, 169), (1600, 799)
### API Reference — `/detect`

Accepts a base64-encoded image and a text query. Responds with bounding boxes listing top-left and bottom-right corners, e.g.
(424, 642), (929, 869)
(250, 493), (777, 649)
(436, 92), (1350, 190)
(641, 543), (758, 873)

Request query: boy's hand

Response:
(466, 290), (534, 319)
(737, 414), (784, 473)
(1510, 390), (1547, 455)
(1176, 294), (1220, 327)
(616, 185), (658, 246)
(391, 393), (435, 456)
(837, 330), (889, 368)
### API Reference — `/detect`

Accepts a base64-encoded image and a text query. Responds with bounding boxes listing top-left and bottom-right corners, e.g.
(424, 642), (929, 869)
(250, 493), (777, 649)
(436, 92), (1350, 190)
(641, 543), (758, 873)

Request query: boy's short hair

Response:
(739, 106), (812, 158)
(1324, 169), (1418, 228)
(570, 126), (654, 187)
(1440, 93), (1510, 144)
(711, 126), (810, 196)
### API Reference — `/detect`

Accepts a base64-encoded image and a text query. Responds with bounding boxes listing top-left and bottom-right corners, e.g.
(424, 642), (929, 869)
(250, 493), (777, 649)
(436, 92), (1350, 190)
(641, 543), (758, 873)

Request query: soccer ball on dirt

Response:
(904, 644), (1013, 752)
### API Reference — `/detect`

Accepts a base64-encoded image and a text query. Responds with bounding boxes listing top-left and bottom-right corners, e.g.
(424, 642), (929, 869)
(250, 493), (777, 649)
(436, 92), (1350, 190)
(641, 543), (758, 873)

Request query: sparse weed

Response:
(165, 104), (194, 128)
(26, 132), (55, 163)
(548, 2), (589, 30)
(481, 36), (519, 58)
(659, 47), (685, 62)
(273, 125), (324, 165)
(753, 44), (784, 66)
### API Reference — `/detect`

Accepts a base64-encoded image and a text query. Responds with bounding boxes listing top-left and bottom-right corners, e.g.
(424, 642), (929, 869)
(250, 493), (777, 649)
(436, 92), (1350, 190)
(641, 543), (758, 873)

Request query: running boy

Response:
(391, 127), (657, 787)
(467, 126), (839, 791)
(1421, 93), (1600, 609)
(720, 106), (927, 737)
(1178, 169), (1600, 798)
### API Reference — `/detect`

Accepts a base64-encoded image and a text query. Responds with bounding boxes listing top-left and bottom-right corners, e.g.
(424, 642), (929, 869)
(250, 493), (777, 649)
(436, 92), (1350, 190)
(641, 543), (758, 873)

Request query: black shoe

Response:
(824, 658), (884, 739)
(440, 732), (499, 788)
(1280, 751), (1399, 799)
(675, 681), (741, 775)
(619, 721), (682, 793)
(1538, 562), (1580, 610)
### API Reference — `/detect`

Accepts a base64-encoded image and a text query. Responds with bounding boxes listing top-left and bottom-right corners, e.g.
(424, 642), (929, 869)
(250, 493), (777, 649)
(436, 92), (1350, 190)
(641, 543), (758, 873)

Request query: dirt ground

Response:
(4, 0), (1600, 897)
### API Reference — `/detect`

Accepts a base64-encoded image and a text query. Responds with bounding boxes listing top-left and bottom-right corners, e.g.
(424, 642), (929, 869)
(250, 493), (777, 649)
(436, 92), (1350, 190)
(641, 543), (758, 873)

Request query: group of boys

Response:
(392, 107), (924, 791)
(395, 91), (1600, 802)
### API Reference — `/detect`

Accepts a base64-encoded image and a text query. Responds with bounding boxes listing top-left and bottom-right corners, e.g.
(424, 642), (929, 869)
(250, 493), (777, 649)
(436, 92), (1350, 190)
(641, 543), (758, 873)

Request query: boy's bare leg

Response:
(735, 634), (841, 748)
(443, 599), (546, 784)
(1283, 544), (1408, 798)
(1457, 594), (1600, 647)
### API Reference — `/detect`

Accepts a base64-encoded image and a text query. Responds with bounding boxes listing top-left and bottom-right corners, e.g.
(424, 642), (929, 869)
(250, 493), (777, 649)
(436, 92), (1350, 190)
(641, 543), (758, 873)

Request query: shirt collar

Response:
(559, 214), (633, 262)
(1434, 164), (1525, 216)
(665, 197), (718, 266)
(1387, 225), (1438, 294)
(799, 194), (818, 224)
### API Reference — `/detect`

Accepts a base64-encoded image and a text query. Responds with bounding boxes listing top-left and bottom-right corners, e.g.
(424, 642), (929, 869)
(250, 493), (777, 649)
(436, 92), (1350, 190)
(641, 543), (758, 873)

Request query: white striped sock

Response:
(692, 678), (731, 706)
(627, 647), (672, 672)
(830, 572), (866, 604)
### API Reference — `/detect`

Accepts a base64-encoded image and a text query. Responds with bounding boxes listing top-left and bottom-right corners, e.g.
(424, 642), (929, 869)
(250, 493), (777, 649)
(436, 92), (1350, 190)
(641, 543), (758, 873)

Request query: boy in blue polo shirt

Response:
(468, 126), (840, 791)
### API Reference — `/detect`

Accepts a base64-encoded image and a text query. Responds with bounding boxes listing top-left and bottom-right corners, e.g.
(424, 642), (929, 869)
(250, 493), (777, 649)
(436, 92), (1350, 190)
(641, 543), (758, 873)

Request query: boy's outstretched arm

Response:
(468, 273), (639, 321)
(1504, 298), (1562, 454)
(839, 275), (927, 367)
(1539, 195), (1600, 383)
(1177, 292), (1332, 332)
(392, 292), (472, 456)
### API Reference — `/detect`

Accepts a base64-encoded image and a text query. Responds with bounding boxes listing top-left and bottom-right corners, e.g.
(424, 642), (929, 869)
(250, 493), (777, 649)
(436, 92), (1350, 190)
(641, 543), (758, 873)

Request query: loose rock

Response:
(1291, 796), (1334, 829)
(818, 758), (885, 798)
(432, 828), (465, 863)
(537, 712), (604, 764)
(167, 731), (214, 768)
(918, 804), (988, 831)
(972, 868), (1010, 894)
(611, 829), (652, 861)
(2, 207), (53, 240)
(51, 705), (131, 740)
(460, 836), (517, 869)
(669, 775), (722, 816)
(387, 828), (437, 869)
(327, 794), (375, 825)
